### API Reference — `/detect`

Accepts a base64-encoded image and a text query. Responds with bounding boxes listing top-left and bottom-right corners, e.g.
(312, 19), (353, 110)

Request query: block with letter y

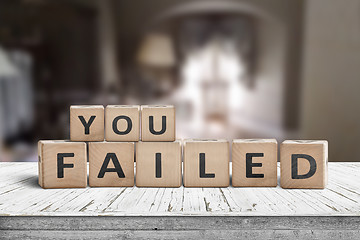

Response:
(70, 105), (104, 141)
(38, 140), (87, 188)
(280, 140), (328, 189)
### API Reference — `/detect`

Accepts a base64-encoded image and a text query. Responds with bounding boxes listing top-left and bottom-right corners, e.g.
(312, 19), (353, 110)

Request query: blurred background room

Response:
(0, 0), (359, 162)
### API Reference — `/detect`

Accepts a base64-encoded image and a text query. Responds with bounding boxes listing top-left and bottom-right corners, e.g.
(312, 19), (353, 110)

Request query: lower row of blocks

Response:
(38, 139), (328, 189)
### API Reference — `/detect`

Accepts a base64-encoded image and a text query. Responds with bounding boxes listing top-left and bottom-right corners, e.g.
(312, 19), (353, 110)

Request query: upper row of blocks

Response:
(70, 105), (175, 142)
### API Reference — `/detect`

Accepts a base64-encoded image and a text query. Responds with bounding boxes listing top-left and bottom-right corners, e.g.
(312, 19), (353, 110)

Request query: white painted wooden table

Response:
(0, 162), (359, 239)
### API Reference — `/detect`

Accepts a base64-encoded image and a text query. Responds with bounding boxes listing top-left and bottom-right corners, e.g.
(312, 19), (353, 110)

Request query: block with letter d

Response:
(183, 139), (229, 187)
(38, 140), (87, 188)
(141, 105), (175, 141)
(280, 140), (328, 189)
(232, 139), (278, 187)
(89, 142), (134, 187)
(70, 105), (104, 141)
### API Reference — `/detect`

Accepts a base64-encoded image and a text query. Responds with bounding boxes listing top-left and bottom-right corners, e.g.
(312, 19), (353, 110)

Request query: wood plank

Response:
(0, 163), (359, 216)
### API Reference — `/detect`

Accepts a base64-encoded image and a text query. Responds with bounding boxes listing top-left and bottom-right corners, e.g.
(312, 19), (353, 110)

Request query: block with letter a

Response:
(38, 140), (87, 188)
(70, 105), (104, 141)
(89, 142), (134, 187)
(183, 139), (229, 187)
(140, 105), (175, 141)
(280, 140), (328, 189)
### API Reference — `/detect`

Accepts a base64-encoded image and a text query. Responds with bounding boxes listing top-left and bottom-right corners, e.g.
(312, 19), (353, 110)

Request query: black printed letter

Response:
(156, 153), (162, 178)
(149, 116), (166, 135)
(199, 153), (215, 178)
(57, 153), (74, 178)
(246, 153), (264, 178)
(291, 154), (317, 179)
(98, 153), (125, 178)
(112, 116), (132, 135)
(78, 116), (96, 134)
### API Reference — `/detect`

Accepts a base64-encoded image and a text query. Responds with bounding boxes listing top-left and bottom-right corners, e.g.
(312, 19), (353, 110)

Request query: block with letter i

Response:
(280, 140), (328, 189)
(70, 105), (104, 141)
(232, 139), (278, 187)
(89, 142), (134, 187)
(38, 140), (87, 188)
(183, 139), (229, 187)
(105, 105), (140, 142)
(141, 105), (175, 141)
(136, 141), (182, 187)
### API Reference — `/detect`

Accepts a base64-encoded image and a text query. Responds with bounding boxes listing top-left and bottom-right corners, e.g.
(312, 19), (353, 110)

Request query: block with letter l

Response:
(38, 140), (87, 188)
(280, 140), (328, 189)
(183, 139), (229, 187)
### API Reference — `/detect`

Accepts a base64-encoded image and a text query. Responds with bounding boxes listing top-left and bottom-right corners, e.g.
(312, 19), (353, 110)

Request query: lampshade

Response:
(137, 33), (176, 67)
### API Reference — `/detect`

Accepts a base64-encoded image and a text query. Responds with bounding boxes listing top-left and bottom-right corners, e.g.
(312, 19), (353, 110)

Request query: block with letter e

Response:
(183, 139), (229, 187)
(89, 142), (134, 187)
(141, 105), (175, 141)
(70, 105), (104, 141)
(105, 105), (140, 142)
(280, 140), (328, 189)
(232, 139), (278, 187)
(38, 140), (87, 188)
(136, 141), (181, 187)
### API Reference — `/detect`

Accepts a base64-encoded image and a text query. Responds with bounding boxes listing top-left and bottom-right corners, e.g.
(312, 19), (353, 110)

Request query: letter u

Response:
(149, 116), (166, 135)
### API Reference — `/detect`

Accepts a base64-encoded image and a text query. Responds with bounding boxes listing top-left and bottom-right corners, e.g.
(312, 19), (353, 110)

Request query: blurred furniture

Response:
(0, 48), (34, 142)
(137, 33), (177, 96)
(0, 162), (359, 239)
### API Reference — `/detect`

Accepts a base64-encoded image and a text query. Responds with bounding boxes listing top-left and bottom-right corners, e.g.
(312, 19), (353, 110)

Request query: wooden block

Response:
(141, 105), (175, 142)
(232, 139), (278, 187)
(136, 141), (181, 187)
(183, 139), (229, 187)
(89, 142), (134, 187)
(280, 140), (328, 189)
(38, 140), (87, 188)
(105, 105), (140, 142)
(70, 105), (104, 141)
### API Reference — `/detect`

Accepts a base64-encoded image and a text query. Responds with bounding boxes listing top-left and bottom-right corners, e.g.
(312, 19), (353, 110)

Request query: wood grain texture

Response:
(232, 139), (278, 187)
(281, 140), (328, 189)
(136, 141), (182, 187)
(183, 139), (229, 187)
(105, 105), (140, 142)
(70, 105), (104, 141)
(89, 142), (134, 187)
(140, 105), (175, 142)
(38, 141), (87, 189)
(0, 162), (359, 216)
